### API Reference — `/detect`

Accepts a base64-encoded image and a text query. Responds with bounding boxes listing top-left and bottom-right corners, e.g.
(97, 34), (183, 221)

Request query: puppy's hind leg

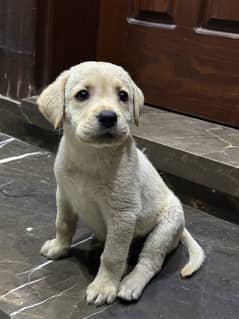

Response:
(118, 204), (184, 301)
(41, 187), (78, 260)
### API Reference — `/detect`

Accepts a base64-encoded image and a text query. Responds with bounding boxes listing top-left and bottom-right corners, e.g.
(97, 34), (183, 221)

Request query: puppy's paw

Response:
(86, 277), (118, 306)
(40, 239), (70, 260)
(118, 274), (144, 301)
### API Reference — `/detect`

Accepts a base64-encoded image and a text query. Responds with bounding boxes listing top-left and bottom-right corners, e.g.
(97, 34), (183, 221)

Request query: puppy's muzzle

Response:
(97, 110), (117, 129)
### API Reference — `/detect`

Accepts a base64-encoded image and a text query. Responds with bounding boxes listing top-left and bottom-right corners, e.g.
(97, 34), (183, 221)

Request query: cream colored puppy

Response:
(38, 62), (205, 306)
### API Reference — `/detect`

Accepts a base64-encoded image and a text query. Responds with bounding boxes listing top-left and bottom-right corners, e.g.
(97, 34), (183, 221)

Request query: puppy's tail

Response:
(180, 228), (205, 278)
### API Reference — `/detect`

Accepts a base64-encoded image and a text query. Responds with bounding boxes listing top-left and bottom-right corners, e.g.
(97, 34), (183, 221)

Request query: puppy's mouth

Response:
(76, 125), (129, 147)
(87, 128), (129, 146)
(96, 129), (123, 142)
(100, 131), (115, 139)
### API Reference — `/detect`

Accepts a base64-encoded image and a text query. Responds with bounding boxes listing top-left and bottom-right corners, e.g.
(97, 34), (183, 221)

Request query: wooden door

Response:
(97, 0), (239, 127)
(0, 0), (100, 99)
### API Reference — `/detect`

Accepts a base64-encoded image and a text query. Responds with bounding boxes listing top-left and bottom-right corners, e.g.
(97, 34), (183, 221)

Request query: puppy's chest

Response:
(63, 171), (103, 204)
(62, 171), (107, 237)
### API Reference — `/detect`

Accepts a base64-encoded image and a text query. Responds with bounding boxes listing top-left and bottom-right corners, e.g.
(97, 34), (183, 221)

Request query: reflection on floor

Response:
(0, 132), (238, 319)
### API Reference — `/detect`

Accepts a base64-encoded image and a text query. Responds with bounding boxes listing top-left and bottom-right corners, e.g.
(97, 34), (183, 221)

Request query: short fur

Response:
(38, 62), (205, 305)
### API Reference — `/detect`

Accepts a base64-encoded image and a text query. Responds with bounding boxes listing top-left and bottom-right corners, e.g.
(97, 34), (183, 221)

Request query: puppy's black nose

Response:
(97, 110), (117, 128)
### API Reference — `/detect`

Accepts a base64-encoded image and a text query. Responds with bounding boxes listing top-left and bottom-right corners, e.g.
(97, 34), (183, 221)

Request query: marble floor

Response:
(0, 132), (238, 319)
(131, 106), (239, 199)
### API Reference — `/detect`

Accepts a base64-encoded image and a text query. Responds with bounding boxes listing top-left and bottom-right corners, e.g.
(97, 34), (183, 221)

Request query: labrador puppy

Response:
(38, 62), (205, 306)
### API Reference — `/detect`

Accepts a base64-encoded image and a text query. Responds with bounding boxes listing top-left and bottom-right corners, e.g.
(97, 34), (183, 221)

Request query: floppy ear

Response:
(37, 70), (70, 129)
(132, 83), (144, 126)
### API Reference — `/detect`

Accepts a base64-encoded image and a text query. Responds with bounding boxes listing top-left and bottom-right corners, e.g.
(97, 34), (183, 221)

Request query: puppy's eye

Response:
(75, 90), (89, 101)
(118, 90), (129, 102)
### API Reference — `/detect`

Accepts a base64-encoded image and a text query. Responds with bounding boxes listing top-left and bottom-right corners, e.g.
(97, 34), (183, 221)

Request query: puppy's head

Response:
(37, 62), (144, 147)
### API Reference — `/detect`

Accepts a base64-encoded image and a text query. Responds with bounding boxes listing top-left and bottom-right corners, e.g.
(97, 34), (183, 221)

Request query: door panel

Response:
(202, 0), (239, 33)
(134, 0), (175, 24)
(204, 0), (239, 23)
(97, 0), (239, 127)
(138, 0), (172, 12)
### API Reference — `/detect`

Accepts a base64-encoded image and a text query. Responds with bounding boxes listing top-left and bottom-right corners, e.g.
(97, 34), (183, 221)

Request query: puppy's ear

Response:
(132, 82), (144, 126)
(37, 70), (70, 129)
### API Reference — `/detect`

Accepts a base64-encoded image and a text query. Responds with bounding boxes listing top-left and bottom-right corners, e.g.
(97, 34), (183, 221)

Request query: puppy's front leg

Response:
(41, 187), (78, 260)
(86, 213), (136, 306)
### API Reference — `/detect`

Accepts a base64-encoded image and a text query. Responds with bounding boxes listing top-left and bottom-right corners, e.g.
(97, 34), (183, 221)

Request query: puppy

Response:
(38, 62), (205, 306)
